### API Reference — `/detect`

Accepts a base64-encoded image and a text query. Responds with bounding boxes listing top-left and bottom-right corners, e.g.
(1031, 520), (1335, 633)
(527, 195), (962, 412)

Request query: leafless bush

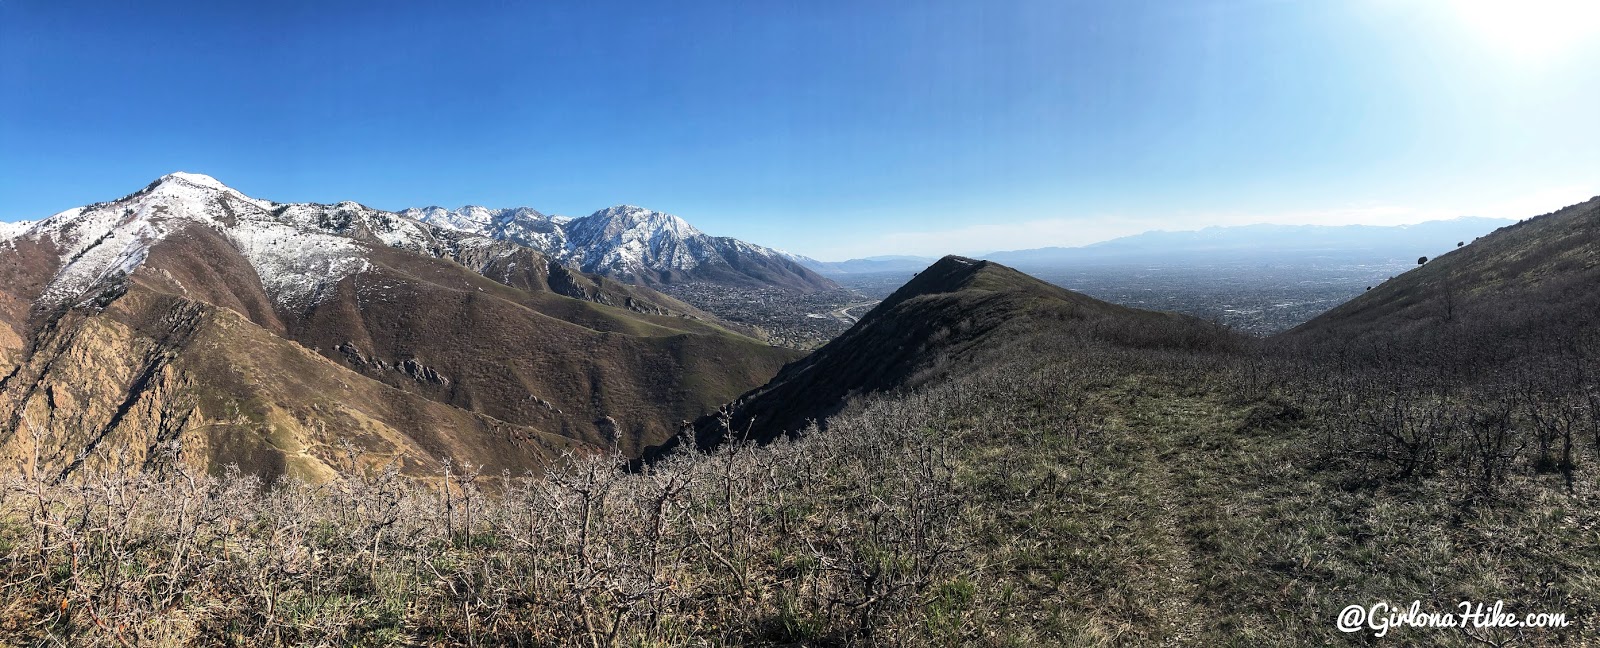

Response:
(7, 326), (1590, 645)
(0, 375), (1004, 646)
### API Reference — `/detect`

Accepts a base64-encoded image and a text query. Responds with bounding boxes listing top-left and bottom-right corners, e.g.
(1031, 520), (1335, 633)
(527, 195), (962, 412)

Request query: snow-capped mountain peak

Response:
(612, 205), (687, 230)
(156, 171), (230, 191)
(406, 205), (498, 232)
(401, 205), (566, 253)
(570, 205), (698, 241)
(0, 219), (33, 244)
(139, 171), (266, 207)
(9, 174), (835, 310)
(14, 173), (394, 309)
(396, 201), (833, 290)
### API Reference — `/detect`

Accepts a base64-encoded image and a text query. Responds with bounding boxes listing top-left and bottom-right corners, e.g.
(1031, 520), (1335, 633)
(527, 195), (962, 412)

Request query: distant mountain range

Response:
(404, 204), (835, 291)
(983, 218), (1514, 267)
(796, 218), (1515, 277)
(788, 255), (939, 276)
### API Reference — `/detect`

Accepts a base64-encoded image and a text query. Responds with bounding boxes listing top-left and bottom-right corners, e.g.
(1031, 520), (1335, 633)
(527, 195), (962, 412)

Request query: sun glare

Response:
(1450, 0), (1600, 60)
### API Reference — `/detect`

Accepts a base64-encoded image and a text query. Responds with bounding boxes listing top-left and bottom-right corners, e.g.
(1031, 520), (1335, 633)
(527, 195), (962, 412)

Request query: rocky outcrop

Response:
(337, 342), (451, 386)
(398, 358), (449, 386)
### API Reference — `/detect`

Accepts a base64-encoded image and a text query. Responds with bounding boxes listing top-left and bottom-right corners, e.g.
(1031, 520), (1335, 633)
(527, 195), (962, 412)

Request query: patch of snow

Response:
(399, 201), (805, 282)
(25, 173), (374, 309)
(162, 171), (230, 191)
(148, 171), (275, 211)
(43, 218), (157, 305)
(373, 218), (435, 250)
(226, 220), (368, 306)
(405, 205), (500, 233)
(0, 220), (33, 245)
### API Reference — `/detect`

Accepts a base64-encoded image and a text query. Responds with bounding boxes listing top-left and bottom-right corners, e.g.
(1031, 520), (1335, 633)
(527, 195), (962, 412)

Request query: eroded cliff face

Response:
(0, 287), (588, 484)
(0, 292), (207, 481)
(0, 321), (22, 378)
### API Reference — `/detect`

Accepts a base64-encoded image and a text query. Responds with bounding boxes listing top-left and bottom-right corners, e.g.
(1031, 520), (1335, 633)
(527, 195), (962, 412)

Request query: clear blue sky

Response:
(3, 0), (1598, 259)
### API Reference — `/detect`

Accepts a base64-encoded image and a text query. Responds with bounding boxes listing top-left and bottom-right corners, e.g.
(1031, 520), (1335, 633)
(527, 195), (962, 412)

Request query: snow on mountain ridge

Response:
(405, 205), (499, 233)
(402, 206), (569, 255)
(8, 173), (482, 310)
(15, 173), (829, 308)
(406, 203), (798, 283)
(160, 171), (231, 191)
(0, 219), (33, 244)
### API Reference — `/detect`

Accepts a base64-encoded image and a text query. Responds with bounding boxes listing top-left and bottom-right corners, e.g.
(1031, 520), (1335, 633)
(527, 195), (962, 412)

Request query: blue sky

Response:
(2, 0), (1597, 259)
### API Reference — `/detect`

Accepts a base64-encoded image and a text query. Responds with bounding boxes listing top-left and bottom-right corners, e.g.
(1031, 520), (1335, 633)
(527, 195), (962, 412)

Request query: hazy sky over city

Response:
(3, 0), (1597, 259)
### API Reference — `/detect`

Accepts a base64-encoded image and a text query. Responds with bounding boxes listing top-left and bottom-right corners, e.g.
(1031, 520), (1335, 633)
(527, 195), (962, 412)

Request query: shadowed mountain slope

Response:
(651, 255), (1237, 455)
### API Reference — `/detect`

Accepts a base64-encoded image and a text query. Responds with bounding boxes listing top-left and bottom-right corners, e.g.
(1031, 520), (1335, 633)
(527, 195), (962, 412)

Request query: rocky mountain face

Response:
(0, 173), (800, 482)
(402, 204), (836, 292)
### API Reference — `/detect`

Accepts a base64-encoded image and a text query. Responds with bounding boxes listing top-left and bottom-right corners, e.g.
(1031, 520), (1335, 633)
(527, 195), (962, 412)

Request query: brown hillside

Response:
(1284, 196), (1600, 367)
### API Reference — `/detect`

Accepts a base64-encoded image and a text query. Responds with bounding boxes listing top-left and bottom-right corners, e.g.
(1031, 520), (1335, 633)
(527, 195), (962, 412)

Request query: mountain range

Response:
(402, 204), (835, 291)
(0, 173), (800, 481)
(795, 218), (1514, 277)
(983, 218), (1513, 267)
(788, 254), (939, 276)
(2, 173), (1590, 485)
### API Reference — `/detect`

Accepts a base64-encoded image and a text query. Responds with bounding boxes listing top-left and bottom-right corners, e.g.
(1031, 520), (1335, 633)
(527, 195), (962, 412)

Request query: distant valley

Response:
(802, 218), (1514, 333)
